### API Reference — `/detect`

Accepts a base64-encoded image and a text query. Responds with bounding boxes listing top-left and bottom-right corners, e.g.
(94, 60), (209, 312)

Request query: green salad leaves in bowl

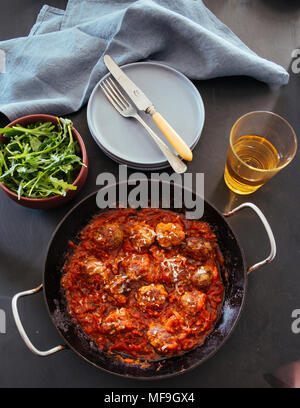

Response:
(0, 114), (88, 209)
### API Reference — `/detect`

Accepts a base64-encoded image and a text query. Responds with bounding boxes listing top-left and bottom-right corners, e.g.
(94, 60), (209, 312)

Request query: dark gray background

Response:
(0, 0), (299, 388)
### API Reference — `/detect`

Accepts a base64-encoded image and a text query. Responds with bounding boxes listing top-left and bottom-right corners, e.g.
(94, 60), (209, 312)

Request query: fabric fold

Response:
(29, 5), (65, 37)
(0, 0), (289, 120)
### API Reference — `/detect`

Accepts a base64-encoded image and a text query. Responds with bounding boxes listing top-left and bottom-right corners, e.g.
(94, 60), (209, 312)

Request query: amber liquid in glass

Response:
(224, 135), (280, 194)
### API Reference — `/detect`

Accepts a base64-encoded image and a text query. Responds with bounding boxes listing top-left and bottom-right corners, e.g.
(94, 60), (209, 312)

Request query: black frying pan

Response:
(12, 181), (276, 379)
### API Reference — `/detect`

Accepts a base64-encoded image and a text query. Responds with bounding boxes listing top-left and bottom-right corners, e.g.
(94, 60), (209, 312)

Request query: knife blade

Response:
(103, 55), (193, 161)
(104, 55), (153, 112)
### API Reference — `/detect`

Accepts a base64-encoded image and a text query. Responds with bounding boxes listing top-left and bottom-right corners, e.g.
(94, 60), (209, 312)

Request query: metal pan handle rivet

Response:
(224, 202), (276, 275)
(12, 284), (66, 357)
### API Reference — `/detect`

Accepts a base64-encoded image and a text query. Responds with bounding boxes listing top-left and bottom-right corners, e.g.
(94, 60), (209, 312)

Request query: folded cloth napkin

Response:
(0, 0), (289, 120)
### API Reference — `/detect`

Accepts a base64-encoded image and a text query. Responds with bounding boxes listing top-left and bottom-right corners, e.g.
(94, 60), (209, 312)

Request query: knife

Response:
(103, 55), (193, 162)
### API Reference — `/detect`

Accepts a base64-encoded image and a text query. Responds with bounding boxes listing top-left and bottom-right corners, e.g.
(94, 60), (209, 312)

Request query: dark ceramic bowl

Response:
(0, 114), (88, 209)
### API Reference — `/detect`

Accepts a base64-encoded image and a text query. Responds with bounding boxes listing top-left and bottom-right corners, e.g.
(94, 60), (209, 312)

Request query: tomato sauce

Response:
(61, 208), (224, 362)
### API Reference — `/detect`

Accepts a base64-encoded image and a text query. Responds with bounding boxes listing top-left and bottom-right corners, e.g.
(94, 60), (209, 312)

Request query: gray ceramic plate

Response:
(87, 61), (205, 169)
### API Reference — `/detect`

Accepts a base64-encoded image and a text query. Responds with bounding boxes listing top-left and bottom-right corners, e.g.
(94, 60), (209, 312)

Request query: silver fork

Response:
(100, 77), (187, 174)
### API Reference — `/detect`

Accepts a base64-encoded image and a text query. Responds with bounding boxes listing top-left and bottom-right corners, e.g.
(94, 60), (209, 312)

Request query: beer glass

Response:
(224, 111), (297, 195)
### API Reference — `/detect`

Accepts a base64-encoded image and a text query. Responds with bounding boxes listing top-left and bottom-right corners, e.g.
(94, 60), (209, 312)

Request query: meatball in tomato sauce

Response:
(130, 223), (155, 251)
(147, 323), (179, 354)
(191, 266), (213, 289)
(82, 258), (109, 277)
(182, 236), (214, 262)
(160, 254), (188, 283)
(95, 223), (124, 250)
(105, 274), (131, 305)
(101, 308), (133, 335)
(122, 253), (150, 280)
(155, 222), (185, 248)
(136, 284), (168, 315)
(180, 290), (207, 315)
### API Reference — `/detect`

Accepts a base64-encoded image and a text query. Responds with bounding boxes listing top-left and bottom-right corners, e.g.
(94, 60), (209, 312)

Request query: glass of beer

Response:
(224, 111), (297, 195)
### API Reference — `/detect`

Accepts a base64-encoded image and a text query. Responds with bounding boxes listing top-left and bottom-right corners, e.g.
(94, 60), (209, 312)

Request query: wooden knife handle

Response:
(151, 112), (193, 161)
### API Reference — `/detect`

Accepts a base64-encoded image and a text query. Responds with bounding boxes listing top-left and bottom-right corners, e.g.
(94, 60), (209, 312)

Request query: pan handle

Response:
(12, 284), (66, 357)
(224, 202), (276, 275)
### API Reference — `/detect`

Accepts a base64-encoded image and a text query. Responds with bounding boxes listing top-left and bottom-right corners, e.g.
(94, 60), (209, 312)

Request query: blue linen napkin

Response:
(0, 0), (289, 120)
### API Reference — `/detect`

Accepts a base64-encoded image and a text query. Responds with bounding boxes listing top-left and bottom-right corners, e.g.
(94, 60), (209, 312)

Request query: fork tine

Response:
(101, 81), (125, 111)
(103, 80), (128, 110)
(107, 77), (130, 107)
(100, 83), (123, 113)
(104, 78), (128, 109)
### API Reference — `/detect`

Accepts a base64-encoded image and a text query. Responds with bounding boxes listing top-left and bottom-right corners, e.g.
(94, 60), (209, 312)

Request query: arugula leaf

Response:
(49, 176), (77, 194)
(29, 136), (42, 152)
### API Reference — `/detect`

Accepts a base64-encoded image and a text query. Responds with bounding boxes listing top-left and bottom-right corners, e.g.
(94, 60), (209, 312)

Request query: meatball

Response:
(155, 222), (185, 248)
(130, 223), (155, 251)
(183, 236), (213, 262)
(122, 253), (150, 280)
(101, 308), (133, 334)
(160, 254), (188, 283)
(147, 323), (179, 354)
(191, 266), (213, 289)
(136, 284), (168, 314)
(105, 274), (131, 304)
(180, 290), (207, 315)
(81, 258), (110, 283)
(95, 223), (124, 250)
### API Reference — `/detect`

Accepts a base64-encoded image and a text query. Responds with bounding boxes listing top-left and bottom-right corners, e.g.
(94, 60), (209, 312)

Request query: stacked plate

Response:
(87, 61), (205, 170)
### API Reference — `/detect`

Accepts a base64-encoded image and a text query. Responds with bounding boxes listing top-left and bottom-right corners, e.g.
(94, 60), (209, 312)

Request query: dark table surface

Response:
(0, 0), (299, 388)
